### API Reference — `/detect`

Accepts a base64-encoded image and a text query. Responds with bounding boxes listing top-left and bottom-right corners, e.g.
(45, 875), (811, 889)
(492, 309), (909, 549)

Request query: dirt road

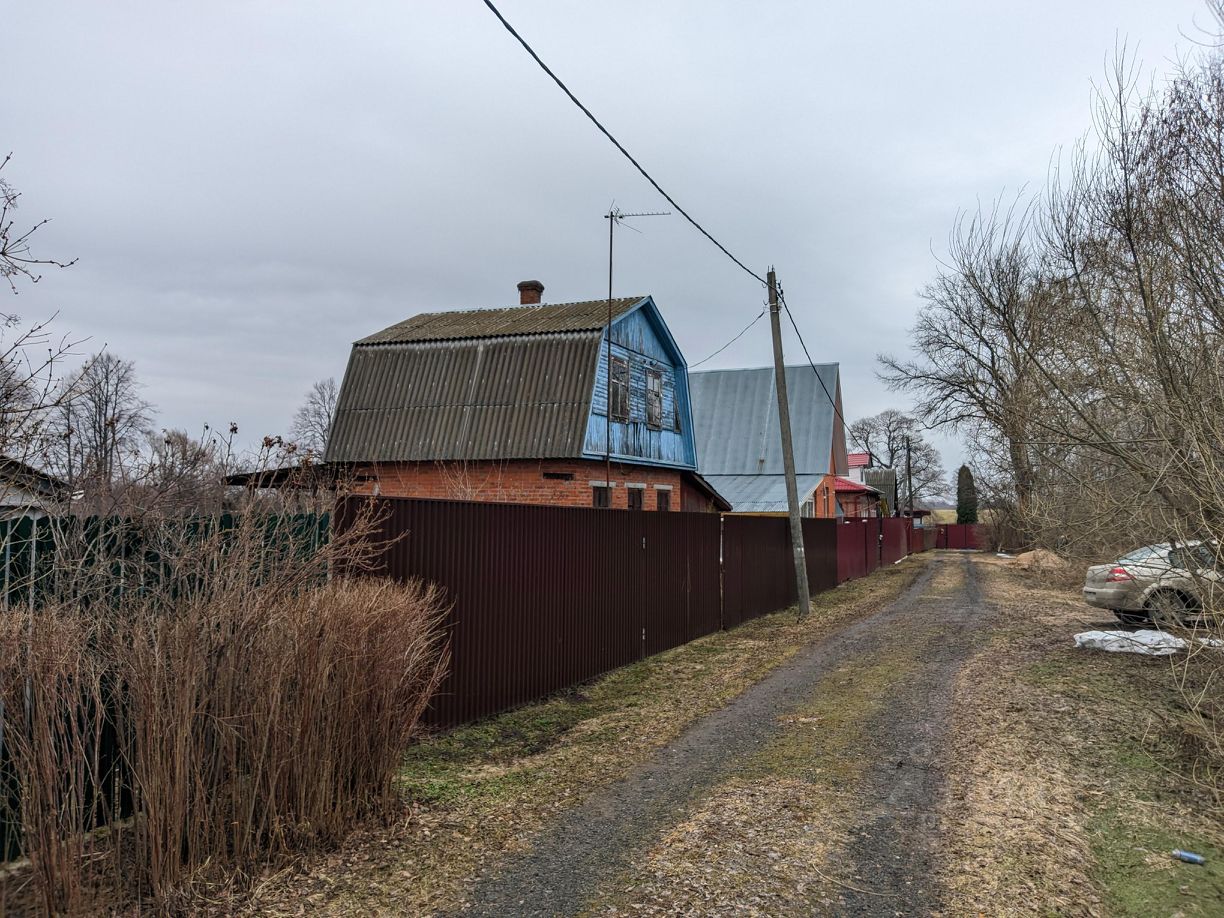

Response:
(458, 553), (991, 916)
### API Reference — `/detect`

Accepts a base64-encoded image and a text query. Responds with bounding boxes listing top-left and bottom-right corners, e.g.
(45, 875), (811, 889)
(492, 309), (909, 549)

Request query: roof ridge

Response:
(412, 295), (645, 320)
(355, 295), (651, 346)
(689, 361), (839, 374)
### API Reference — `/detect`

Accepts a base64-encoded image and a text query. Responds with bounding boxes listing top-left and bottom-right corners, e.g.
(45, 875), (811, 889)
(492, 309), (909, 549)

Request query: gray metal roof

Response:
(327, 331), (602, 462)
(701, 474), (824, 513)
(689, 364), (841, 477)
(358, 297), (644, 345)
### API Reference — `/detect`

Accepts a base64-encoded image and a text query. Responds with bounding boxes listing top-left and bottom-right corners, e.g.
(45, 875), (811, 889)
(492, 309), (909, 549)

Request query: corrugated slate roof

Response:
(330, 298), (654, 463)
(358, 297), (645, 345)
(701, 473), (823, 513)
(327, 331), (601, 462)
(689, 364), (841, 477)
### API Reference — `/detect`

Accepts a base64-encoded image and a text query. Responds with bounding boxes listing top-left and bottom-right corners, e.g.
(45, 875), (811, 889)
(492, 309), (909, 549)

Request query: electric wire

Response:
(480, 0), (767, 286)
(777, 285), (874, 462)
(689, 306), (767, 368)
(481, 0), (905, 502)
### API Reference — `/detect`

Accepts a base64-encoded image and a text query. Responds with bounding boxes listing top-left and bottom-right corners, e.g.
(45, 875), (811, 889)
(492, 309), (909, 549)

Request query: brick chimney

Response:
(517, 279), (545, 305)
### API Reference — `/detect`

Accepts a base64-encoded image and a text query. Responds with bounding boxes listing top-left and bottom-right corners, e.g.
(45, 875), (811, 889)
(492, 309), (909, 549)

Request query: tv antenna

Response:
(602, 205), (670, 502)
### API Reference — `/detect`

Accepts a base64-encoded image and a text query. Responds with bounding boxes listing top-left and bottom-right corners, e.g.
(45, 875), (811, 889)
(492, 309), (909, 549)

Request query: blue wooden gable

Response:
(583, 297), (697, 469)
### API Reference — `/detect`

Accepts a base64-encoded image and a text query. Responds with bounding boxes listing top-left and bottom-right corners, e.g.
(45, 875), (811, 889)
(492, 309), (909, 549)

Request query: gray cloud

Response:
(6, 0), (1205, 471)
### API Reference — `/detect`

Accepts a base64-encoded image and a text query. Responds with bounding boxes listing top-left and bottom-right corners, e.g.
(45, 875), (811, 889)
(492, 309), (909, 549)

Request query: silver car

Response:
(1083, 542), (1220, 627)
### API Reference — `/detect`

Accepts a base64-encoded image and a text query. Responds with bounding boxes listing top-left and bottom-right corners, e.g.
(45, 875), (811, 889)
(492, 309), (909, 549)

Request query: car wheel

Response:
(1113, 609), (1151, 627)
(1145, 590), (1200, 628)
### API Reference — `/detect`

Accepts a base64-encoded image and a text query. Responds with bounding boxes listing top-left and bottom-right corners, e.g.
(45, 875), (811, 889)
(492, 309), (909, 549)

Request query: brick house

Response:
(325, 281), (729, 512)
(810, 475), (882, 518)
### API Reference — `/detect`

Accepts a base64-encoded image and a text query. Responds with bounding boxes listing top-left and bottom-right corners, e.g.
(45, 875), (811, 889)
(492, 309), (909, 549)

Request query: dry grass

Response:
(231, 557), (932, 916)
(581, 560), (967, 916)
(0, 509), (448, 915)
(936, 561), (1102, 916)
(937, 558), (1224, 916)
(582, 780), (837, 917)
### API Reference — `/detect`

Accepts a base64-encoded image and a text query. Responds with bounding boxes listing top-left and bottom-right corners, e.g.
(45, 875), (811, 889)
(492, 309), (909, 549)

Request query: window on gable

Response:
(610, 355), (630, 423)
(673, 397), (682, 433)
(646, 367), (663, 429)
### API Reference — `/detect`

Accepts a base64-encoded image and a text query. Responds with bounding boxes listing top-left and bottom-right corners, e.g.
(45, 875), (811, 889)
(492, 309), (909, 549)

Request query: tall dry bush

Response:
(0, 505), (448, 914)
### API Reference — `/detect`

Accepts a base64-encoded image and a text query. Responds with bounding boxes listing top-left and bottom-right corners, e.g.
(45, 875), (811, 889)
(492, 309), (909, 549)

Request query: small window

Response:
(673, 398), (682, 433)
(543, 471), (574, 481)
(592, 486), (611, 508)
(646, 368), (663, 429)
(656, 489), (670, 512)
(627, 488), (643, 511)
(610, 355), (630, 422)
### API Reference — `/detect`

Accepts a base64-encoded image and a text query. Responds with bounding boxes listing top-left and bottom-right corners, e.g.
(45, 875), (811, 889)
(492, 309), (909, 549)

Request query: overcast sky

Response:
(5, 1), (1209, 473)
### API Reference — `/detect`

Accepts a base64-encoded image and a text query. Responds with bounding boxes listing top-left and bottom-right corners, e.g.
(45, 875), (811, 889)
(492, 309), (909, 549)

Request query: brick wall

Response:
(351, 458), (690, 511)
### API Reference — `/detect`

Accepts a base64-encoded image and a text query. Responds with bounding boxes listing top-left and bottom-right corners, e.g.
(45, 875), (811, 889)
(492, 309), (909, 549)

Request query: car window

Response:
(1167, 545), (1219, 571)
(1191, 544), (1219, 569)
(1119, 547), (1156, 563)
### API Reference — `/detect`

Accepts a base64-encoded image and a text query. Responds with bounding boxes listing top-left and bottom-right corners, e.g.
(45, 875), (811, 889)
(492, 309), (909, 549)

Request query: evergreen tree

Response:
(956, 465), (978, 524)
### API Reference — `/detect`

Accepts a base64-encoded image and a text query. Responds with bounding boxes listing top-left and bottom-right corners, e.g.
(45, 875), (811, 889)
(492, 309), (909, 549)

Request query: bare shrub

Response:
(888, 7), (1224, 801)
(0, 507), (448, 912)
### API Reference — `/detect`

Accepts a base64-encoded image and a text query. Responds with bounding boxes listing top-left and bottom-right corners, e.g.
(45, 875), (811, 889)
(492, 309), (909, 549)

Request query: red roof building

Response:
(809, 474), (881, 518)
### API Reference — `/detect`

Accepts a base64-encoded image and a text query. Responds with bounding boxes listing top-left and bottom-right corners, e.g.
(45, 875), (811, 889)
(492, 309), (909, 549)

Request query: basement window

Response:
(543, 471), (574, 481)
(592, 486), (611, 508)
(610, 355), (630, 422)
(646, 368), (663, 429)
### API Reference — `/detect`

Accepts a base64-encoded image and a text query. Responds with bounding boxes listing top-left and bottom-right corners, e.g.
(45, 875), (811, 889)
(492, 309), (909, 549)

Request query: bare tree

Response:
(878, 199), (1059, 535)
(848, 409), (947, 507)
(130, 428), (230, 514)
(892, 12), (1224, 794)
(52, 353), (154, 503)
(0, 157), (85, 515)
(289, 377), (338, 457)
(0, 153), (76, 299)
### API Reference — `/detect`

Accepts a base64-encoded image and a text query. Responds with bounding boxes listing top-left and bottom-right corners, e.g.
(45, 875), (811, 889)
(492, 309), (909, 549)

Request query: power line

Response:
(480, 0), (766, 286)
(689, 306), (767, 368)
(480, 2), (889, 499)
(776, 285), (873, 462)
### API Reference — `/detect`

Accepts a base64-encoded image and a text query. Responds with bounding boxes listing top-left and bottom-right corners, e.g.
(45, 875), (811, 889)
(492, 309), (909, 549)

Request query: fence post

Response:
(718, 514), (725, 630)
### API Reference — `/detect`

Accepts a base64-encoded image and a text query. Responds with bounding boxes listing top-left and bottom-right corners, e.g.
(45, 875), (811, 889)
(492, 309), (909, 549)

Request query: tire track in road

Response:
(457, 555), (988, 917)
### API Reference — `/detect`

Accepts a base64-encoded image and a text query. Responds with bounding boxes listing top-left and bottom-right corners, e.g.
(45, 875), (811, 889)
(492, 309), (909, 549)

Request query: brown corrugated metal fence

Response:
(339, 498), (946, 728)
(722, 515), (794, 626)
(937, 523), (985, 549)
(342, 497), (723, 727)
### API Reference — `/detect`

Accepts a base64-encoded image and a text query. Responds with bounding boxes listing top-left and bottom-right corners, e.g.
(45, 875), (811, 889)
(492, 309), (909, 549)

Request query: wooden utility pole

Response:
(767, 268), (811, 617)
(905, 435), (915, 518)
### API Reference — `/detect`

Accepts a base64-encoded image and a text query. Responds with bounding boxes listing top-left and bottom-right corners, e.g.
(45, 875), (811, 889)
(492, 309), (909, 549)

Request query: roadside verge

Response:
(233, 555), (930, 916)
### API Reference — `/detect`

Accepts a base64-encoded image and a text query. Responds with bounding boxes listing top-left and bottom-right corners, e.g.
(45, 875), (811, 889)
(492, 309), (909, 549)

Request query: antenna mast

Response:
(602, 206), (669, 506)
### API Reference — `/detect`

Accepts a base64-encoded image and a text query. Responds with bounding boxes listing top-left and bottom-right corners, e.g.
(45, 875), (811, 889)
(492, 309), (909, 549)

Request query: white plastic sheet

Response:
(1074, 629), (1188, 655)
